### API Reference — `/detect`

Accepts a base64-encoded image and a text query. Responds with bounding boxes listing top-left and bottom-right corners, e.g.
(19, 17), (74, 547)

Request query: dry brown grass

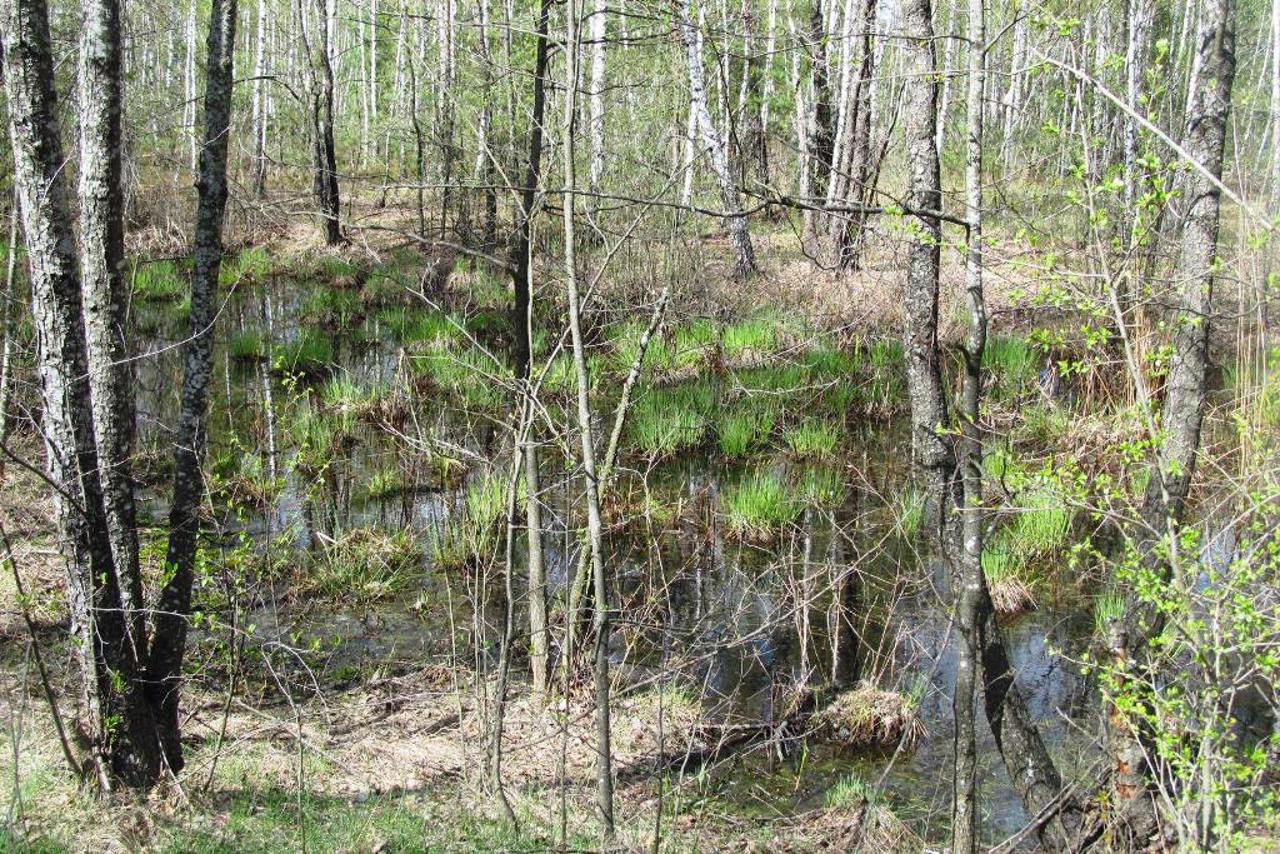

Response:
(810, 682), (927, 752)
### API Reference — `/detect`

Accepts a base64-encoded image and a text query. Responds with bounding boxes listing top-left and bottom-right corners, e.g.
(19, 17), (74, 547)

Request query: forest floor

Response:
(0, 458), (920, 852)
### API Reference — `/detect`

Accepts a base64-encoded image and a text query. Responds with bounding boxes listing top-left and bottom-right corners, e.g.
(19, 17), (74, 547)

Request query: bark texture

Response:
(79, 0), (143, 644)
(2, 0), (161, 787)
(899, 0), (955, 534)
(148, 0), (239, 773)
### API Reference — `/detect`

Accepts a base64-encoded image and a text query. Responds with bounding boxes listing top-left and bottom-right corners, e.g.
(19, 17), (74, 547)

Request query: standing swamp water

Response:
(128, 253), (1099, 844)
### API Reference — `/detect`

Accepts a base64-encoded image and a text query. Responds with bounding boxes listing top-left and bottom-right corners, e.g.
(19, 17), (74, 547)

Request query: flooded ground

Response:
(127, 255), (1099, 844)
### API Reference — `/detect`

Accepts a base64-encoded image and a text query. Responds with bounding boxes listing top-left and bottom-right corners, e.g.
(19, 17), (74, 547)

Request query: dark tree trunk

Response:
(510, 0), (552, 382)
(146, 0), (239, 773)
(2, 0), (161, 788)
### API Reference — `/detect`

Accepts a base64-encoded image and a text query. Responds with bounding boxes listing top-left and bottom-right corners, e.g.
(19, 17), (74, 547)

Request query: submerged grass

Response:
(811, 681), (926, 751)
(411, 346), (506, 410)
(228, 329), (265, 362)
(303, 288), (363, 329)
(273, 329), (334, 377)
(429, 473), (509, 570)
(307, 528), (423, 602)
(715, 396), (777, 458)
(219, 245), (272, 285)
(797, 463), (846, 509)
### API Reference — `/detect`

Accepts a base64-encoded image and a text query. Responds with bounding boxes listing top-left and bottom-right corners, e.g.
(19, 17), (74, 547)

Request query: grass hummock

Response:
(131, 259), (187, 302)
(722, 469), (801, 539)
(811, 682), (927, 751)
(783, 420), (840, 459)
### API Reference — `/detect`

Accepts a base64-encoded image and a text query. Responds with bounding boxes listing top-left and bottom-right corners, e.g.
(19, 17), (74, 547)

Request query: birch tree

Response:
(678, 0), (756, 278)
(2, 0), (161, 787)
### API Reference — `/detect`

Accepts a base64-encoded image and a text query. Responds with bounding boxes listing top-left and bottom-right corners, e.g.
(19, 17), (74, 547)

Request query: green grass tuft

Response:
(429, 473), (509, 570)
(825, 773), (876, 809)
(797, 463), (846, 508)
(219, 246), (271, 285)
(715, 396), (777, 458)
(308, 528), (422, 602)
(629, 381), (715, 455)
(722, 469), (801, 538)
(783, 420), (840, 459)
(132, 259), (186, 301)
(722, 312), (787, 362)
(273, 329), (334, 377)
(228, 329), (266, 362)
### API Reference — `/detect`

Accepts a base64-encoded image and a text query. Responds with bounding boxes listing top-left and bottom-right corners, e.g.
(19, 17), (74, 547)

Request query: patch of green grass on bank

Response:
(825, 773), (876, 809)
(607, 318), (675, 376)
(672, 318), (717, 370)
(379, 307), (465, 348)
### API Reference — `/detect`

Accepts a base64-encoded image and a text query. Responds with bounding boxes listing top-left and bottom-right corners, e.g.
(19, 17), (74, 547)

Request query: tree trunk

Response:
(251, 0), (269, 197)
(950, 0), (985, 846)
(588, 0), (607, 195)
(678, 0), (756, 278)
(899, 0), (954, 535)
(78, 0), (143, 638)
(2, 0), (162, 788)
(561, 0), (614, 835)
(147, 0), (239, 773)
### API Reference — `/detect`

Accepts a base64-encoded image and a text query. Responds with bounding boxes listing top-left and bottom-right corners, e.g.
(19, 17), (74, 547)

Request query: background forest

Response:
(0, 0), (1277, 849)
